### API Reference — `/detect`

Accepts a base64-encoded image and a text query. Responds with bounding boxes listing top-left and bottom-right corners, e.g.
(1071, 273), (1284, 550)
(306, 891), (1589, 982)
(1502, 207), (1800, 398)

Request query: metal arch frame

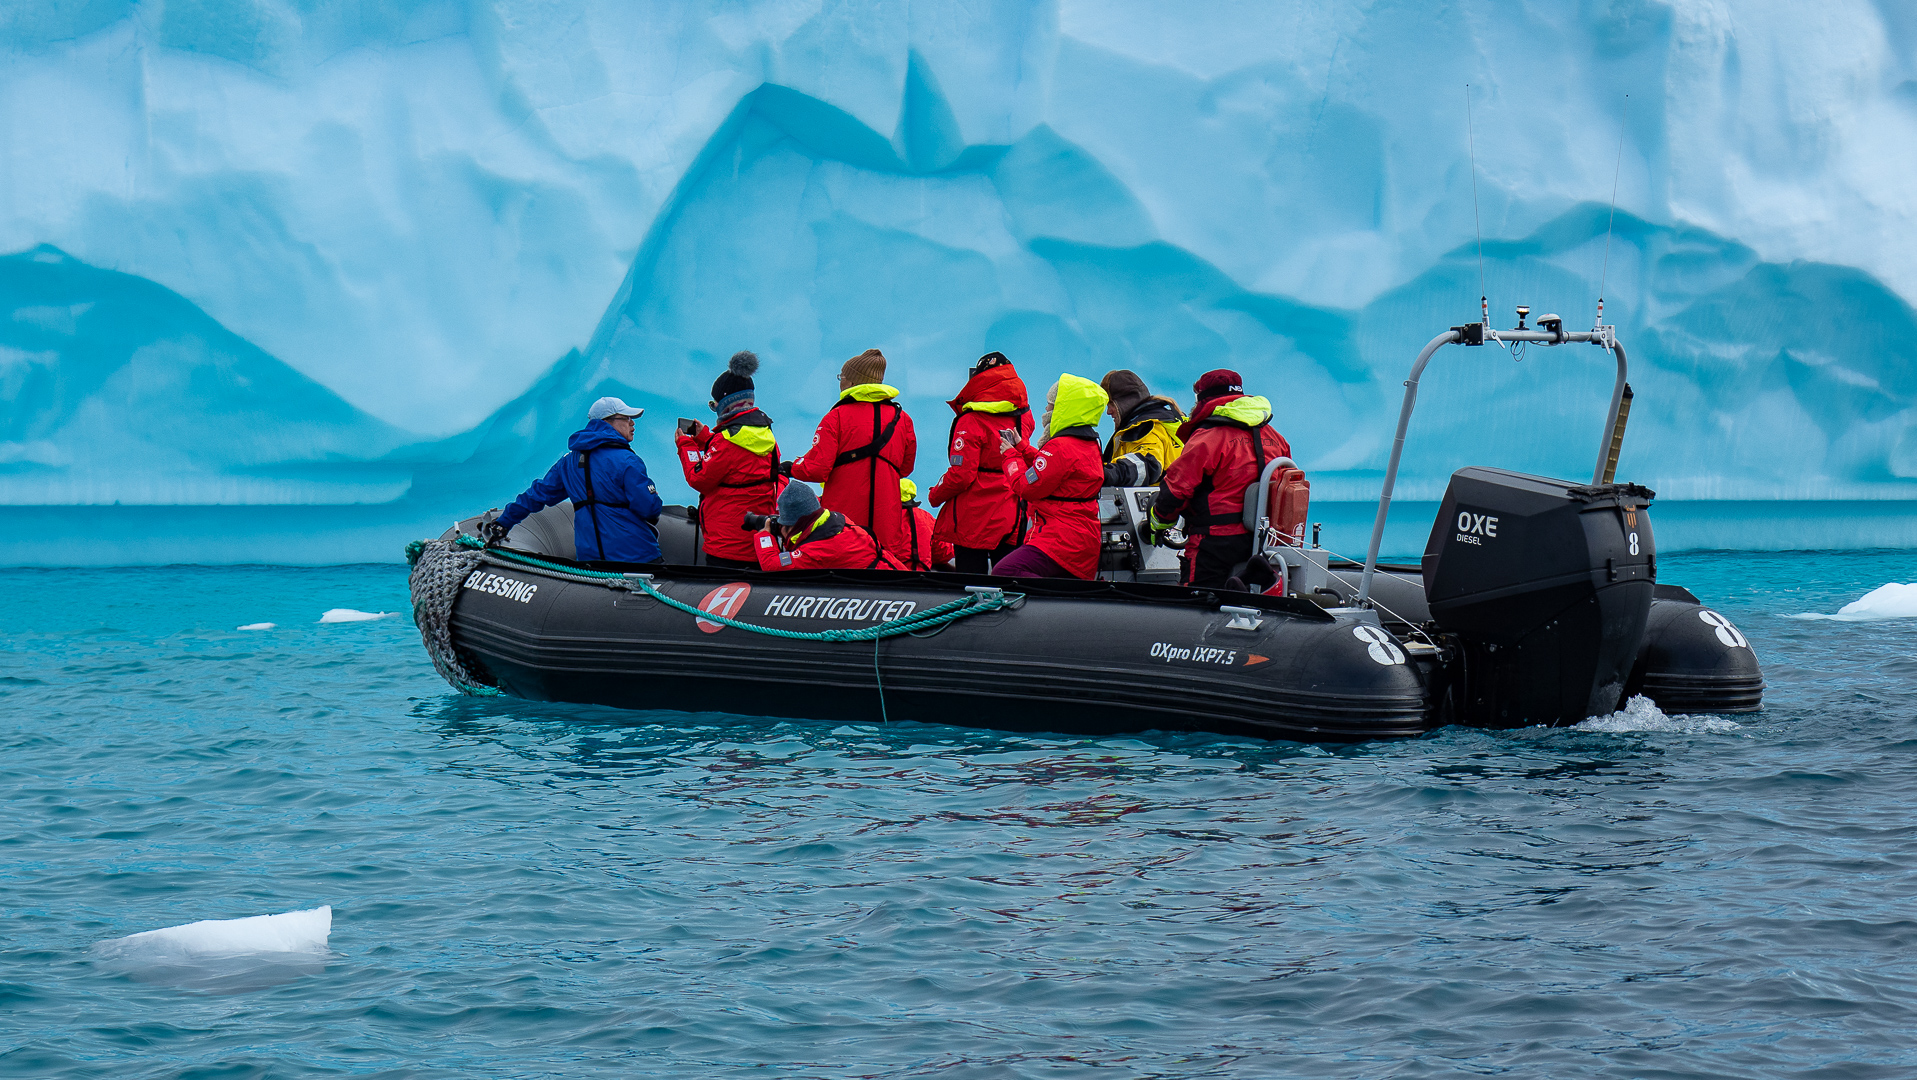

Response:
(1356, 326), (1629, 605)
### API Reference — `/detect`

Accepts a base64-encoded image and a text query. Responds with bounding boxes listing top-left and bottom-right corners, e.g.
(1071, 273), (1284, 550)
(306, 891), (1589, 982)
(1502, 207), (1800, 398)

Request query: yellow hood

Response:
(722, 424), (777, 456)
(839, 383), (900, 403)
(1049, 373), (1109, 436)
(1213, 395), (1272, 426)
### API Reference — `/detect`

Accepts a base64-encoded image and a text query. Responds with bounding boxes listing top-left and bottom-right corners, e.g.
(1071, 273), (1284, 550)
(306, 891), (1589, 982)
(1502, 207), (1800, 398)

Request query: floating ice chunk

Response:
(91, 906), (332, 992)
(1787, 583), (1917, 622)
(98, 906), (332, 959)
(1579, 695), (1742, 735)
(319, 609), (394, 623)
(236, 622), (276, 630)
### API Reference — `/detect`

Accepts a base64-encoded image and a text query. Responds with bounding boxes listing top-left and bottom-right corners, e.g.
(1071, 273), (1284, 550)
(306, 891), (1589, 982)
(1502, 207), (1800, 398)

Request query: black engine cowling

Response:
(1423, 467), (1656, 727)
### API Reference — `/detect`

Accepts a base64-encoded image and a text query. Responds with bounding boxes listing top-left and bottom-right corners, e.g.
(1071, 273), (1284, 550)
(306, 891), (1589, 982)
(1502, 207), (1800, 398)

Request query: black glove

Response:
(778, 460), (795, 478)
(742, 512), (771, 532)
(1240, 555), (1278, 592)
(481, 520), (511, 545)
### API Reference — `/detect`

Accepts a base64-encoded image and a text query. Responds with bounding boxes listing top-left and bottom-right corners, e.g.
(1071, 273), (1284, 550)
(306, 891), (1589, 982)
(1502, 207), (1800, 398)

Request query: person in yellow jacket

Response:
(1099, 369), (1185, 487)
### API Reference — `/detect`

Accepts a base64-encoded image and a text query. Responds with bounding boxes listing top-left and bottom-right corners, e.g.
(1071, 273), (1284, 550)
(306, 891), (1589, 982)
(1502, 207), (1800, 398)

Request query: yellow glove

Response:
(1147, 512), (1179, 547)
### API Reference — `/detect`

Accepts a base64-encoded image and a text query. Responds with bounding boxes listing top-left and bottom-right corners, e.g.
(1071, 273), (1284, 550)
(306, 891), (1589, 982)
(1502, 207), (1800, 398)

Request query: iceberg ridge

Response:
(4, 2), (1915, 562)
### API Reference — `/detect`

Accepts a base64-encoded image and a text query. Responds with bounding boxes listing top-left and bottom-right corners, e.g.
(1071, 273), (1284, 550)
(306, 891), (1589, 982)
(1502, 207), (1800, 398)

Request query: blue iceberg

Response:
(3, 2), (1914, 563)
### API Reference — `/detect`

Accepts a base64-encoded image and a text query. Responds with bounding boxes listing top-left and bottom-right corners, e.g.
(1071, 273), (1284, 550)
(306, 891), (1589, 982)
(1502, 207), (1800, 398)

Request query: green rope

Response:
(455, 535), (1023, 642)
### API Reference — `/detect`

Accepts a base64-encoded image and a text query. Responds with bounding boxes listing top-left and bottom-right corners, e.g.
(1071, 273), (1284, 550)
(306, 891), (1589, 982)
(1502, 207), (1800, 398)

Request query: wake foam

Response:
(319, 609), (394, 623)
(1788, 582), (1917, 622)
(91, 906), (333, 992)
(1578, 695), (1743, 734)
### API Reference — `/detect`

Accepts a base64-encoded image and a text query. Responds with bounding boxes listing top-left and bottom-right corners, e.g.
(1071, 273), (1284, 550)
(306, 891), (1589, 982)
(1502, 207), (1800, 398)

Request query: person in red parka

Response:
(786, 348), (917, 562)
(1150, 368), (1293, 587)
(675, 350), (783, 569)
(899, 479), (954, 571)
(926, 351), (1033, 574)
(753, 481), (905, 572)
(994, 374), (1109, 580)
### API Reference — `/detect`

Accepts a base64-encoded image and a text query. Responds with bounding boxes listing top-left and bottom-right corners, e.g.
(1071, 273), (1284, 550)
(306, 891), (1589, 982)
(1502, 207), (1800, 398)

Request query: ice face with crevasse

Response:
(3, 1), (1915, 562)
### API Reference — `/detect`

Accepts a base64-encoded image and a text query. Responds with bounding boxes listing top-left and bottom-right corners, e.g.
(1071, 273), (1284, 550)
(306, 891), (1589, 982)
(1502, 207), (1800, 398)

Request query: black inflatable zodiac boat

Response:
(408, 316), (1762, 741)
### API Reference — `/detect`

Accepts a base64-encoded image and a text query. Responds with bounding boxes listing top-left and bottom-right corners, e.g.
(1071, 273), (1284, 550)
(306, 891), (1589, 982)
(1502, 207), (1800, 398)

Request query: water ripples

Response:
(1, 555), (1915, 1077)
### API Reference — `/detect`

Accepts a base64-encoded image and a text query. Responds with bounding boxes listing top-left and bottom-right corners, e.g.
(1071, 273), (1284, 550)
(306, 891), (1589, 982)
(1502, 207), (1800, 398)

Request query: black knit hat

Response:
(711, 351), (759, 413)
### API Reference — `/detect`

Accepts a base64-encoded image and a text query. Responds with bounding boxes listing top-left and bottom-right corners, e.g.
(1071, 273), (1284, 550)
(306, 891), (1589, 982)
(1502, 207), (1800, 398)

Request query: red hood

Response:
(1177, 392), (1247, 441)
(946, 364), (1029, 414)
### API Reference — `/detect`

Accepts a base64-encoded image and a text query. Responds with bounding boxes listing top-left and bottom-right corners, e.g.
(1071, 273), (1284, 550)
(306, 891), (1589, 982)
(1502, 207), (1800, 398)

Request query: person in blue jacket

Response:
(484, 397), (665, 564)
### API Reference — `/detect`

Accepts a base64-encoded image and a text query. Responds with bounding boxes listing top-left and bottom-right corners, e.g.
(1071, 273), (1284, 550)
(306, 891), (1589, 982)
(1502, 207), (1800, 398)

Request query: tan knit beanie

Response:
(839, 348), (888, 386)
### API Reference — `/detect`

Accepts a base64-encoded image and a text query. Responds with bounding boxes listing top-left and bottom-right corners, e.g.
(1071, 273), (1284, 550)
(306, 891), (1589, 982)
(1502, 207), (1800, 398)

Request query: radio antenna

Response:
(1467, 84), (1486, 328)
(1596, 94), (1628, 327)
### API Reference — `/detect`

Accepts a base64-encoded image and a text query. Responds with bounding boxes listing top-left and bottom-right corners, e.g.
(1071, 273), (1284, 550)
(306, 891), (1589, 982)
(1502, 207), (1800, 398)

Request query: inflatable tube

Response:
(426, 545), (1437, 742)
(1625, 586), (1765, 713)
(412, 468), (1763, 738)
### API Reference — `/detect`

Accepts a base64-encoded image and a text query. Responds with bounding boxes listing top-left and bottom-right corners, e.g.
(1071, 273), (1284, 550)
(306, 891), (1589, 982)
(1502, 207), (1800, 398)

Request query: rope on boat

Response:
(407, 537), (503, 696)
(451, 534), (1024, 643)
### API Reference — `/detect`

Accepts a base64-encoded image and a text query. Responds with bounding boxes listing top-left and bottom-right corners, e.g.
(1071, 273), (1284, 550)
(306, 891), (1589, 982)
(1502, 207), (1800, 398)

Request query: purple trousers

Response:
(991, 544), (1072, 579)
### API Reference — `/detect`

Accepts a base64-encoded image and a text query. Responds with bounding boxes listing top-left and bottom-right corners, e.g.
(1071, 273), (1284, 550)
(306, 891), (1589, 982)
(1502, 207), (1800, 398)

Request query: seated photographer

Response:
(750, 482), (905, 572)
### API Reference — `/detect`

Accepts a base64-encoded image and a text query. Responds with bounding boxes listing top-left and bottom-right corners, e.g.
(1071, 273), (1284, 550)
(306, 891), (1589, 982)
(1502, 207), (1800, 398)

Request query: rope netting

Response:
(407, 538), (502, 696)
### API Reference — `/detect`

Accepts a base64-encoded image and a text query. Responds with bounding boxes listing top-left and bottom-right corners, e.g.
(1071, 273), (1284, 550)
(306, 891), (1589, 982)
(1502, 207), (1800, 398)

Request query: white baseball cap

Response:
(587, 396), (644, 421)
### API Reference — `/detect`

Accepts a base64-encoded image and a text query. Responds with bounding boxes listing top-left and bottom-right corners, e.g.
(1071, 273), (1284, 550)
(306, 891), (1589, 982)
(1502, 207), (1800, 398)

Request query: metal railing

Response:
(1357, 325), (1628, 605)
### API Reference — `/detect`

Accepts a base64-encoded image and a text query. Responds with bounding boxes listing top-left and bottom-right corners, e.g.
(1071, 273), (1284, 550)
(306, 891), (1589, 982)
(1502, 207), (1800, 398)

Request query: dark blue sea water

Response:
(3, 552), (1914, 1078)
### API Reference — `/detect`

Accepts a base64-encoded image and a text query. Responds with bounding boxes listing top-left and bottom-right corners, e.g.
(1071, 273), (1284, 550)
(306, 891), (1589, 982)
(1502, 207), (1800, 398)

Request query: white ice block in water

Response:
(1788, 583), (1917, 623)
(100, 906), (332, 959)
(237, 622), (276, 630)
(92, 906), (333, 992)
(319, 609), (394, 623)
(1579, 695), (1742, 735)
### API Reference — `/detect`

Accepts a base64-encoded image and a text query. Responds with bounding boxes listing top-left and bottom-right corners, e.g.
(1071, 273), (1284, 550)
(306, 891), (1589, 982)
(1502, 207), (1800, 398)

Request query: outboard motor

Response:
(1423, 467), (1656, 727)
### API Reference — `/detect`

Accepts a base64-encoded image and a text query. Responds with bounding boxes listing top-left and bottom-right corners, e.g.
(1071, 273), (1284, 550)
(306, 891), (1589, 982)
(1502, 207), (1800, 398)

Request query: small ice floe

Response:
(319, 608), (395, 623)
(1788, 582), (1917, 623)
(1579, 694), (1742, 735)
(92, 906), (332, 992)
(236, 622), (276, 631)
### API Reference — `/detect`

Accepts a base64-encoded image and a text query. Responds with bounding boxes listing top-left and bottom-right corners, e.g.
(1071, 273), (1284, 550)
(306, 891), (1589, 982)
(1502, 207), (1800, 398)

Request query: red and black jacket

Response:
(753, 511), (907, 572)
(1153, 395), (1291, 537)
(927, 365), (1032, 551)
(790, 396), (918, 560)
(675, 407), (783, 562)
